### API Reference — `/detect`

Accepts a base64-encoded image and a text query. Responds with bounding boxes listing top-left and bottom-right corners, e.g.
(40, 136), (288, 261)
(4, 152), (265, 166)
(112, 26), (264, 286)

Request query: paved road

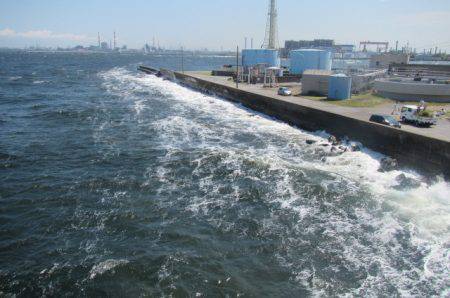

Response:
(187, 72), (450, 142)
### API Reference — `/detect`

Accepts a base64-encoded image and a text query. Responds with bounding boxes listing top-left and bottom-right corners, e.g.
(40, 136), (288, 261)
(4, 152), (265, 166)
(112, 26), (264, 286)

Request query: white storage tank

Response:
(242, 49), (280, 67)
(328, 74), (352, 100)
(290, 49), (332, 75)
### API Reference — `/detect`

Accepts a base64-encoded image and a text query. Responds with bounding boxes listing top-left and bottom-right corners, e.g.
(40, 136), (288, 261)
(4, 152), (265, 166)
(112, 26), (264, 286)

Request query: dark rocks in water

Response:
(422, 175), (444, 186)
(328, 135), (340, 146)
(378, 157), (398, 172)
(393, 174), (421, 190)
(314, 148), (327, 157)
(327, 146), (347, 157)
(321, 143), (330, 147)
(306, 139), (317, 145)
(351, 143), (362, 152)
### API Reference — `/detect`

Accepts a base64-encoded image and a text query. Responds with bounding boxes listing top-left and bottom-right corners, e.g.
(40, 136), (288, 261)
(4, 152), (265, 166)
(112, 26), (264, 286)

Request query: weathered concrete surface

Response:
(375, 79), (450, 103)
(157, 69), (450, 178)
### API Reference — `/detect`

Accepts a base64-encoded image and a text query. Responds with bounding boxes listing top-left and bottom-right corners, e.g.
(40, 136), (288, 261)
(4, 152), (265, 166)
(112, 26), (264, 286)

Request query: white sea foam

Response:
(8, 76), (22, 81)
(33, 80), (47, 84)
(89, 259), (129, 279)
(99, 67), (450, 295)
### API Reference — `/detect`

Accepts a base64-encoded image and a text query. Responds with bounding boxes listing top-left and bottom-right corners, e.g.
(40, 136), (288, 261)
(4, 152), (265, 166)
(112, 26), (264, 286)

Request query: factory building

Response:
(301, 70), (333, 96)
(281, 39), (355, 57)
(370, 53), (410, 69)
(290, 49), (332, 75)
(285, 39), (334, 50)
(301, 71), (352, 100)
(242, 49), (281, 68)
(334, 44), (356, 53)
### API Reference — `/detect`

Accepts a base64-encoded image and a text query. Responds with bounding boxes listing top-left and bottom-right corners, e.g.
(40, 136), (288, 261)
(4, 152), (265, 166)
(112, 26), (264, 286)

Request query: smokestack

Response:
(98, 32), (101, 48)
(113, 31), (116, 49)
(262, 0), (279, 49)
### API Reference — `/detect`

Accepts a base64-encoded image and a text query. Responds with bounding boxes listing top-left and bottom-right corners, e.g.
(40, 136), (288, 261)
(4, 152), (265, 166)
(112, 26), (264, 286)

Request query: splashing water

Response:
(0, 53), (448, 297)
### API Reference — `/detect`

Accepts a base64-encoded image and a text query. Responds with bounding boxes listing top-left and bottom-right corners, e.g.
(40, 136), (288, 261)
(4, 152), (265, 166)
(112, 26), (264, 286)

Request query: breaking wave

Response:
(95, 67), (450, 296)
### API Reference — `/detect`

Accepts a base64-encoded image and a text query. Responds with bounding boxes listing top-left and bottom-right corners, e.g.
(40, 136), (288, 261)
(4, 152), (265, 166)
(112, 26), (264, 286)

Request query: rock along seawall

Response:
(164, 70), (450, 179)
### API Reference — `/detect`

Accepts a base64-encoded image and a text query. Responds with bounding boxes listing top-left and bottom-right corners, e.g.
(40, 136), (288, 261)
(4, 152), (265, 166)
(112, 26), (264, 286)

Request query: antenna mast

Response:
(262, 0), (279, 49)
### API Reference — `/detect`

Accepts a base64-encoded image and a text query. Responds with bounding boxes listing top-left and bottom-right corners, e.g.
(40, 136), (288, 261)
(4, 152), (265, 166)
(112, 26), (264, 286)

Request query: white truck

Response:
(400, 105), (437, 127)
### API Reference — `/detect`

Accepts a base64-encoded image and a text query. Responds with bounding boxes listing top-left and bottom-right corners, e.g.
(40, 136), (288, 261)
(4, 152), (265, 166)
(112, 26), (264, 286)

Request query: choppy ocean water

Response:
(0, 51), (449, 297)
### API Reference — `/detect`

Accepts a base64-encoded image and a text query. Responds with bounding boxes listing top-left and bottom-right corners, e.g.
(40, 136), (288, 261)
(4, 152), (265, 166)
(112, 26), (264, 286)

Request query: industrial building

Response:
(300, 70), (352, 100)
(374, 63), (450, 102)
(281, 40), (355, 57)
(351, 70), (387, 94)
(374, 79), (450, 102)
(370, 53), (410, 68)
(301, 70), (332, 96)
(285, 39), (334, 51)
(211, 0), (449, 105)
(334, 44), (356, 53)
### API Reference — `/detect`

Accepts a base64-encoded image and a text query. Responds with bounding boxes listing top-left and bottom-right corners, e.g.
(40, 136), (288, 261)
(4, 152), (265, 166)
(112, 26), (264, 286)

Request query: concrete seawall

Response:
(374, 80), (450, 102)
(159, 70), (450, 178)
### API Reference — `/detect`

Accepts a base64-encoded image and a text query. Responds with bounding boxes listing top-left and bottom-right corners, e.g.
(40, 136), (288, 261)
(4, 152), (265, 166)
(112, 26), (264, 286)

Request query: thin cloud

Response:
(0, 28), (16, 37)
(396, 11), (450, 26)
(0, 28), (92, 42)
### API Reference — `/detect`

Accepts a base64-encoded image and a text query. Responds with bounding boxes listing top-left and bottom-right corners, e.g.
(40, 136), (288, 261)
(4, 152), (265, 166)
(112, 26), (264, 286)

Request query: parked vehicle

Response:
(278, 87), (292, 96)
(400, 105), (437, 127)
(369, 114), (402, 128)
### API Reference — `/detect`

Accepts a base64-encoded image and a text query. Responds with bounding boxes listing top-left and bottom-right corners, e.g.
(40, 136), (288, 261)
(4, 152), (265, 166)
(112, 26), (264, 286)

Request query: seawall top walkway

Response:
(186, 72), (450, 143)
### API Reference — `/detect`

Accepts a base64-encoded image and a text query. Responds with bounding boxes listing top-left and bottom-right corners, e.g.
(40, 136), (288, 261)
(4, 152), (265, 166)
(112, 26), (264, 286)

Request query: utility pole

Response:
(236, 45), (239, 89)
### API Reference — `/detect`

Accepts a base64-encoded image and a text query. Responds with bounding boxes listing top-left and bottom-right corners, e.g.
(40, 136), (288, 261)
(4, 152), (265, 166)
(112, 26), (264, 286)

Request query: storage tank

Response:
(242, 49), (280, 67)
(328, 74), (352, 100)
(290, 49), (332, 75)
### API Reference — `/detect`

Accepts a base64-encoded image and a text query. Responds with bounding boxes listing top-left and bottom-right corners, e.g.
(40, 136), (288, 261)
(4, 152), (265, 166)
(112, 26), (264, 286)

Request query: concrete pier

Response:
(142, 67), (450, 178)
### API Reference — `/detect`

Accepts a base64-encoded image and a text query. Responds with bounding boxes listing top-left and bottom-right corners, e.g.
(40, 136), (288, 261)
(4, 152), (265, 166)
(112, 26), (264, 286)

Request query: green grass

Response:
(301, 92), (392, 107)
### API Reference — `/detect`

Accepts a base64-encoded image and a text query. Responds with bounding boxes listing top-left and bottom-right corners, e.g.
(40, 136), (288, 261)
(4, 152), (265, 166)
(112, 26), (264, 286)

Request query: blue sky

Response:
(1, 0), (449, 51)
